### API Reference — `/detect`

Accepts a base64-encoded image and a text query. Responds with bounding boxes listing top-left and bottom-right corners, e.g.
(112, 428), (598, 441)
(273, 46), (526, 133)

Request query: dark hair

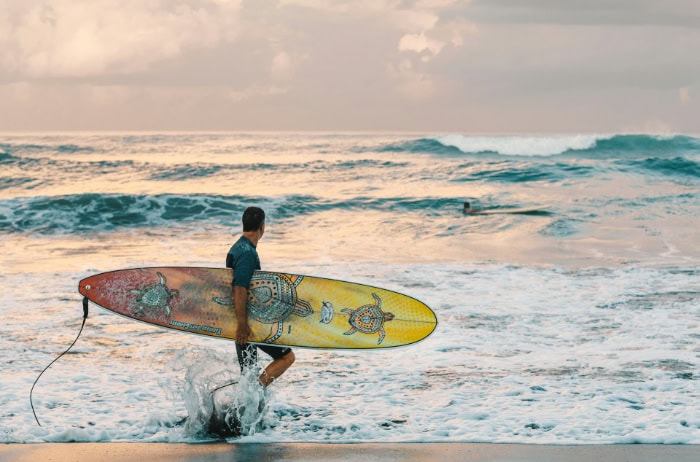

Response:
(242, 207), (265, 232)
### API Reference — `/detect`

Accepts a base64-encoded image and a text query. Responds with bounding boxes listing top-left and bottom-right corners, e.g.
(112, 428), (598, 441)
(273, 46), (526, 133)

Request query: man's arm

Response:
(234, 285), (251, 344)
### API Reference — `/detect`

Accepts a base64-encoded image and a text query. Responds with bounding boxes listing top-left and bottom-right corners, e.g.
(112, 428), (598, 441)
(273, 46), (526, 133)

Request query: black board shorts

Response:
(236, 342), (292, 370)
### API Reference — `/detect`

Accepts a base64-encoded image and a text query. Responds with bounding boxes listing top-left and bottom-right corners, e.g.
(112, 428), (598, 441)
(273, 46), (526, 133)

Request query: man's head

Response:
(242, 207), (266, 232)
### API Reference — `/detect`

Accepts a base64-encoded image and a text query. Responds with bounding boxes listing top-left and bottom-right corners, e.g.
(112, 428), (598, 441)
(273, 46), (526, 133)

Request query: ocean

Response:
(1, 132), (698, 444)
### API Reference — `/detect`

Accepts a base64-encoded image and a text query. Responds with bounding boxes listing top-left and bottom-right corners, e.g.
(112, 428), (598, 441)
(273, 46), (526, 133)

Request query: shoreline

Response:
(1, 443), (698, 462)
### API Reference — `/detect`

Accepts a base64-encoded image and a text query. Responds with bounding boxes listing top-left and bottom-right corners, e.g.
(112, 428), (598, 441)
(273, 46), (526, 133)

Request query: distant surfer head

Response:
(242, 206), (265, 232)
(463, 201), (480, 215)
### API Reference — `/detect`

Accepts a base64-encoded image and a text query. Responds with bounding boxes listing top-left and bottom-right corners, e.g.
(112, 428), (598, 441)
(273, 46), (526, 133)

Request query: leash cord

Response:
(30, 297), (89, 427)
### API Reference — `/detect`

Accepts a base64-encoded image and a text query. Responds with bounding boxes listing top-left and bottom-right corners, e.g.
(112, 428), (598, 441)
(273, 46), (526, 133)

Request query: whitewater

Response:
(1, 132), (698, 444)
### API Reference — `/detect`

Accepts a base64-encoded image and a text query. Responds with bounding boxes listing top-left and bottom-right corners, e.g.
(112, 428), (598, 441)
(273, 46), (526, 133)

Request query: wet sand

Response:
(0, 443), (697, 462)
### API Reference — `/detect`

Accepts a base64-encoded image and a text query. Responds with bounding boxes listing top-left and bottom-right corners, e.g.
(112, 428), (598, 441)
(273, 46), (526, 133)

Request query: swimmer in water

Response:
(463, 201), (482, 214)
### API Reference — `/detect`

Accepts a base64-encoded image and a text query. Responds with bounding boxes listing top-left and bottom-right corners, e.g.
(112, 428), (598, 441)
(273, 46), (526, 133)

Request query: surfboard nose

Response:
(78, 275), (97, 298)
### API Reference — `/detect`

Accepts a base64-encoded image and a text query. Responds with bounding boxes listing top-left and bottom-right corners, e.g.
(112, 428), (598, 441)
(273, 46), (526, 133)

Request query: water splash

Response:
(165, 348), (237, 438)
(229, 366), (272, 437)
(168, 348), (272, 439)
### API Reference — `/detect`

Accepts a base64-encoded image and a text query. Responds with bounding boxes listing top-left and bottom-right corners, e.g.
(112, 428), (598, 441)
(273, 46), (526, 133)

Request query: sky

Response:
(0, 0), (698, 133)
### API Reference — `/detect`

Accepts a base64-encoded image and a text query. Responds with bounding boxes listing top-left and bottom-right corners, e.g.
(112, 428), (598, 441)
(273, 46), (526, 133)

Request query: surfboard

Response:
(78, 267), (437, 349)
(468, 207), (548, 215)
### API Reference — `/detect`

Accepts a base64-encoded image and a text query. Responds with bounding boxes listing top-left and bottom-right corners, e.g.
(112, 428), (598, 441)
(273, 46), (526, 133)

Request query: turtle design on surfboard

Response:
(342, 293), (395, 345)
(130, 271), (178, 318)
(213, 271), (313, 343)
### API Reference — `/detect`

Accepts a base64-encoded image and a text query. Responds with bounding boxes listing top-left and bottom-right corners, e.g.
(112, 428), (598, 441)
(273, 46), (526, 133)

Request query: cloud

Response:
(399, 32), (446, 57)
(386, 59), (436, 100)
(467, 0), (700, 27)
(1, 0), (697, 132)
(389, 9), (441, 31)
(0, 0), (243, 78)
(389, 3), (475, 97)
(396, 19), (476, 61)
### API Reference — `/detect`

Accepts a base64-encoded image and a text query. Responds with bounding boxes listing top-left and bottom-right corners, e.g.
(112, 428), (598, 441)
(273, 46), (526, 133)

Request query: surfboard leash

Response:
(208, 380), (239, 396)
(30, 297), (90, 427)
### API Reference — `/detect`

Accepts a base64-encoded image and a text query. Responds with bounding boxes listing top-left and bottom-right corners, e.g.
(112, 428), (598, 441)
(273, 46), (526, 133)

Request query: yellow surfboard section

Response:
(79, 267), (437, 349)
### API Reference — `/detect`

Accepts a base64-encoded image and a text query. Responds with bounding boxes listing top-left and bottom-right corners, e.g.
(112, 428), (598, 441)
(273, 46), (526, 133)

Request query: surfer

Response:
(464, 201), (547, 215)
(463, 201), (482, 214)
(226, 206), (295, 387)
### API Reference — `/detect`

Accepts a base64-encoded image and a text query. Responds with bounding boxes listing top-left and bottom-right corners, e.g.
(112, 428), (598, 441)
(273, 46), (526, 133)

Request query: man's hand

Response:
(233, 285), (251, 345)
(236, 322), (251, 345)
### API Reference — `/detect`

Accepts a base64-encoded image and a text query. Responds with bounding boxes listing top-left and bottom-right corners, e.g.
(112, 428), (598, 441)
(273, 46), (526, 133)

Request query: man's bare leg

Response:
(259, 351), (295, 387)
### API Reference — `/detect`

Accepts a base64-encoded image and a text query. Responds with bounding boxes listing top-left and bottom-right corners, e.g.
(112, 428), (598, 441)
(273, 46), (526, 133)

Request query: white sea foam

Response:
(432, 134), (607, 156)
(3, 262), (698, 444)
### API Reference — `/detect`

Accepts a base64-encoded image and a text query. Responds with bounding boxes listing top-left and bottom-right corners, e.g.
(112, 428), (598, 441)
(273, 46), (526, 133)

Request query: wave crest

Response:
(383, 134), (700, 157)
(0, 194), (246, 234)
(0, 193), (467, 235)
